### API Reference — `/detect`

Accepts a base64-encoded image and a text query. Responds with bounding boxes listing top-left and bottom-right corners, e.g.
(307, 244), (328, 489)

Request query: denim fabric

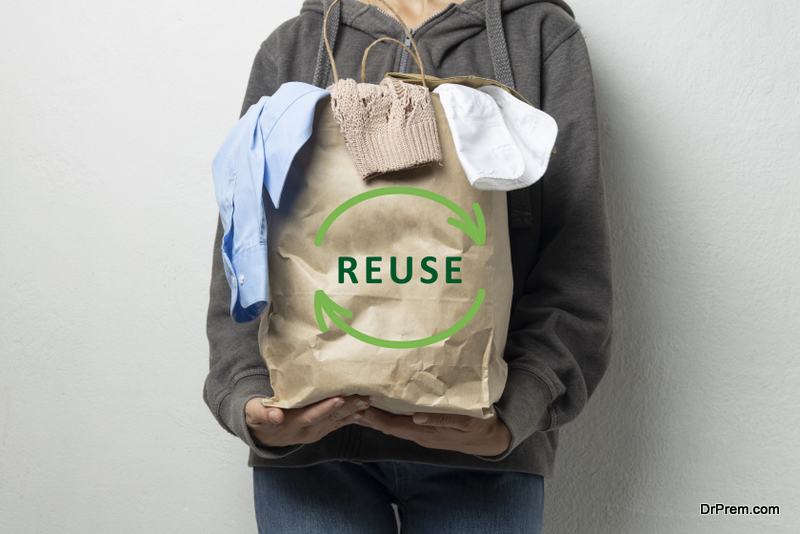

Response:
(253, 460), (544, 533)
(212, 82), (330, 322)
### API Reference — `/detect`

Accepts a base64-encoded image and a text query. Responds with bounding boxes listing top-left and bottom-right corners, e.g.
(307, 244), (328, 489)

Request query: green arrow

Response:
(314, 187), (485, 247)
(314, 289), (486, 349)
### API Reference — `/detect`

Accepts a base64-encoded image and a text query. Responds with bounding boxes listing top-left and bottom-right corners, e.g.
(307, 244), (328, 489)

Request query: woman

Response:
(204, 0), (612, 532)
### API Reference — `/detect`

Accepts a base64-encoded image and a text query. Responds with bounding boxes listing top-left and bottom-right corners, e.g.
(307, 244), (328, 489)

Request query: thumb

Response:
(246, 398), (284, 425)
(265, 407), (284, 424)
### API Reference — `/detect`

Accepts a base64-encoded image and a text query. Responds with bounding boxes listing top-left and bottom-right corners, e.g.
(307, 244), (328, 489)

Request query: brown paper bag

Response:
(257, 0), (514, 419)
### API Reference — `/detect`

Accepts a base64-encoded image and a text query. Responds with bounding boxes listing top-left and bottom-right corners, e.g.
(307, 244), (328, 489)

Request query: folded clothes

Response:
(433, 83), (558, 191)
(212, 79), (555, 322)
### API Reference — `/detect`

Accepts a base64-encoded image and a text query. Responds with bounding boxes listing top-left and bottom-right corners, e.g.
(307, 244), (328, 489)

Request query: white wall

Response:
(0, 1), (797, 532)
(546, 1), (800, 533)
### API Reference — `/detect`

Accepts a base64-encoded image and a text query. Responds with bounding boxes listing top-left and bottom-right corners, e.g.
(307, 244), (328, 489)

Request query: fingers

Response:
(297, 395), (371, 426)
(341, 411), (365, 425)
(297, 397), (344, 426)
(359, 407), (419, 437)
(246, 396), (372, 449)
(412, 412), (475, 431)
(360, 408), (476, 434)
(358, 408), (497, 454)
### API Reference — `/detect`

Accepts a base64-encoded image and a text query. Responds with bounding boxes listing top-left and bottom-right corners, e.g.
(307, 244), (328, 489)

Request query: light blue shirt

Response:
(212, 82), (331, 323)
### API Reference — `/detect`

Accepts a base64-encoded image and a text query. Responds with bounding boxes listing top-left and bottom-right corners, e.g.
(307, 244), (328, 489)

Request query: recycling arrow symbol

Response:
(314, 186), (486, 349)
(315, 187), (486, 246)
(314, 288), (486, 349)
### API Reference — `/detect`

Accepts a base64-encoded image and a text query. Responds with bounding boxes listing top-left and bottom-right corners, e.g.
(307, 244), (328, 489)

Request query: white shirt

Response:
(433, 83), (558, 191)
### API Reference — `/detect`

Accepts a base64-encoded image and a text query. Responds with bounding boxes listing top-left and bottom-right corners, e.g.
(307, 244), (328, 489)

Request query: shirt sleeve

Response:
(473, 29), (613, 461)
(212, 96), (271, 323)
(204, 43), (305, 459)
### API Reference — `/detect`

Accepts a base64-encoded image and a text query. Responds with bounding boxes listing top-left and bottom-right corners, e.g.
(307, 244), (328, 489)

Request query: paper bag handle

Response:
(324, 0), (427, 87)
(360, 37), (427, 86)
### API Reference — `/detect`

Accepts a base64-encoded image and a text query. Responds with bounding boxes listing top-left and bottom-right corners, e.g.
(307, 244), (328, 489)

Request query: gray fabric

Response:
(312, 0), (340, 88)
(485, 0), (515, 89)
(485, 0), (534, 228)
(204, 0), (612, 478)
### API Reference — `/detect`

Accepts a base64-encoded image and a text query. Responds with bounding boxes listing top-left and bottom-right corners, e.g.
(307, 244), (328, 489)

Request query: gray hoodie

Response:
(204, 0), (612, 477)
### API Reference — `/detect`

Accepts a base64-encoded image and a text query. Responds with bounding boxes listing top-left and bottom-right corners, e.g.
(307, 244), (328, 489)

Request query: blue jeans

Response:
(253, 460), (544, 533)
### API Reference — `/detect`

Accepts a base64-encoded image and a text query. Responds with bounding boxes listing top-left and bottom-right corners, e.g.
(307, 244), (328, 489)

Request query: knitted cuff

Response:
(356, 119), (441, 179)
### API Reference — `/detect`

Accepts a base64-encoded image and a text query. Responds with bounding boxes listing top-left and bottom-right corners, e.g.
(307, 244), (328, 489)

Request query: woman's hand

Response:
(245, 395), (370, 448)
(356, 406), (512, 457)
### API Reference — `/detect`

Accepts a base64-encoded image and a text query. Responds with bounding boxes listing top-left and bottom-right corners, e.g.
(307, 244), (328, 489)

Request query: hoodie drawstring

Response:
(486, 0), (533, 229)
(312, 0), (534, 229)
(313, 0), (341, 89)
(485, 0), (515, 90)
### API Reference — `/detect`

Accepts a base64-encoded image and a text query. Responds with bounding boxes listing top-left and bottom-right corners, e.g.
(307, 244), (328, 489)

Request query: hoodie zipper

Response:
(399, 30), (414, 73)
(370, 4), (452, 73)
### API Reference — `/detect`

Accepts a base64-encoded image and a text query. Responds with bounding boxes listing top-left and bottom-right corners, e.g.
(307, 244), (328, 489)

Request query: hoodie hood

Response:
(300, 0), (575, 70)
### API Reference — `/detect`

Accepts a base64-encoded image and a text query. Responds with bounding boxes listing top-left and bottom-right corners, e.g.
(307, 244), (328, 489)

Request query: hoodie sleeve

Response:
(204, 43), (306, 460)
(474, 28), (613, 461)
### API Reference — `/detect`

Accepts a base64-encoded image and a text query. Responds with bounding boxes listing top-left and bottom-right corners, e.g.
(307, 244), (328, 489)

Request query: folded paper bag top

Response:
(328, 76), (442, 180)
